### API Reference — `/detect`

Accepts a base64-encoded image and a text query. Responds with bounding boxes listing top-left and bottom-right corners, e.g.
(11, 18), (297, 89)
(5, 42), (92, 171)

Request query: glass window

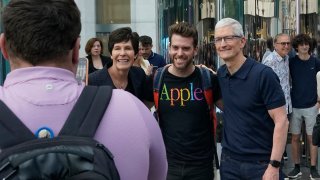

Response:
(96, 0), (131, 24)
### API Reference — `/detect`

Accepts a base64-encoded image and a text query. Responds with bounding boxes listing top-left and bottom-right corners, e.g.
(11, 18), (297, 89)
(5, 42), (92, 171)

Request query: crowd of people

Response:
(0, 0), (320, 180)
(261, 32), (320, 179)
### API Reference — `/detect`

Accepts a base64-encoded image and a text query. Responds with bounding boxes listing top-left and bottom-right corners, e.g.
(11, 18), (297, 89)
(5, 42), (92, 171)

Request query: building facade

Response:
(158, 0), (320, 70)
(0, 0), (320, 83)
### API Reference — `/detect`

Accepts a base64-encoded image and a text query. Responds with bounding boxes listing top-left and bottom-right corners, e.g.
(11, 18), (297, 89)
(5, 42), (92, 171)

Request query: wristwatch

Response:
(269, 160), (281, 168)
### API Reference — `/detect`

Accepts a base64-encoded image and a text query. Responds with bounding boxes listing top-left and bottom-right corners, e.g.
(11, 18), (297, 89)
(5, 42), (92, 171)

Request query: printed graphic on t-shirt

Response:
(158, 70), (213, 162)
(159, 82), (205, 107)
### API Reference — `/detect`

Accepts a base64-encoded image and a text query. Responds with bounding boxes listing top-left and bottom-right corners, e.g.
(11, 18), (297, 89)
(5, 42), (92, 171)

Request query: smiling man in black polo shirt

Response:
(215, 18), (289, 180)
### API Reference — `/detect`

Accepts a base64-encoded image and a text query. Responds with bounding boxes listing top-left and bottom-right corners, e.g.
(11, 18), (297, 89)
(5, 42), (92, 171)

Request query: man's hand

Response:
(196, 64), (216, 74)
(262, 165), (279, 180)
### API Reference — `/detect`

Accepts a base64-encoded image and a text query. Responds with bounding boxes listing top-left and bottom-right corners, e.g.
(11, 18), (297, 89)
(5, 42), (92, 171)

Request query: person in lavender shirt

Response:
(0, 0), (167, 180)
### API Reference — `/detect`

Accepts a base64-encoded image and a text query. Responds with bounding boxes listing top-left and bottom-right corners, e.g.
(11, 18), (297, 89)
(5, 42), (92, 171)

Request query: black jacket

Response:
(88, 63), (153, 102)
(86, 55), (112, 74)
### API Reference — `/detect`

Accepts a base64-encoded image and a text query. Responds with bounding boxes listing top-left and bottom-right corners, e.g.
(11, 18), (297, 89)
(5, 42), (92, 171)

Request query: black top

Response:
(87, 55), (112, 74)
(290, 55), (320, 108)
(88, 62), (153, 102)
(158, 67), (221, 162)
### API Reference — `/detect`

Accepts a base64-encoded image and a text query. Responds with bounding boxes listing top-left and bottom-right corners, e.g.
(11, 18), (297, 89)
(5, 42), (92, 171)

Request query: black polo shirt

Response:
(217, 58), (285, 161)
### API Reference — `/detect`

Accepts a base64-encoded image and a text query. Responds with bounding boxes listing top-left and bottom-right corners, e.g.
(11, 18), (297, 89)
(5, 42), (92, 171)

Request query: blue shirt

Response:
(290, 55), (320, 108)
(217, 58), (285, 161)
(148, 51), (166, 68)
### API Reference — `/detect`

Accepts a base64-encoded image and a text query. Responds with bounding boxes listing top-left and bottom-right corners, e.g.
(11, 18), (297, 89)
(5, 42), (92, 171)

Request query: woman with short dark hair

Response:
(88, 27), (153, 104)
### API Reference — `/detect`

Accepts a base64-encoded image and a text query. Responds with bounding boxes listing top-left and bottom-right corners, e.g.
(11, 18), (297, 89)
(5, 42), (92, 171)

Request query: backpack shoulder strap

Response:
(198, 66), (213, 106)
(153, 66), (167, 110)
(198, 66), (220, 169)
(199, 66), (217, 132)
(198, 67), (212, 90)
(59, 85), (113, 137)
(0, 100), (35, 149)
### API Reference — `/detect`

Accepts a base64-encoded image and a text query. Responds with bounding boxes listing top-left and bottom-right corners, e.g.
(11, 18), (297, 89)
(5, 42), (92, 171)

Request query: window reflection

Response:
(96, 0), (130, 24)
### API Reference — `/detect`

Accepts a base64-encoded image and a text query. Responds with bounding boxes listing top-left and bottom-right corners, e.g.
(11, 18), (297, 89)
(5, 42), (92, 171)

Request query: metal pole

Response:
(296, 0), (300, 34)
(216, 0), (222, 68)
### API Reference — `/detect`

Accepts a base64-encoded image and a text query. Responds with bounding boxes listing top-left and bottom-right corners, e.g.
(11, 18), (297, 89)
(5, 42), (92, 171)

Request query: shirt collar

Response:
(273, 50), (288, 62)
(220, 58), (255, 80)
(148, 51), (155, 59)
(4, 67), (77, 88)
(221, 58), (255, 79)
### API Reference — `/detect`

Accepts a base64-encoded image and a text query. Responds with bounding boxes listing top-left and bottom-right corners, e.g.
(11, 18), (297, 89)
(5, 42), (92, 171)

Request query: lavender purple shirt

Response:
(0, 67), (167, 180)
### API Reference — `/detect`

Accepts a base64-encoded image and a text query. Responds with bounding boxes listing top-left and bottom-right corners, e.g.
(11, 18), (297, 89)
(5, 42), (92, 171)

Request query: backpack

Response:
(0, 86), (120, 180)
(313, 114), (320, 146)
(153, 66), (220, 169)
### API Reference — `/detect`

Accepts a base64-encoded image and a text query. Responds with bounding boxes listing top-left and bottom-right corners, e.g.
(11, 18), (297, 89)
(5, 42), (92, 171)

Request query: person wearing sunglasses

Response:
(262, 34), (292, 171)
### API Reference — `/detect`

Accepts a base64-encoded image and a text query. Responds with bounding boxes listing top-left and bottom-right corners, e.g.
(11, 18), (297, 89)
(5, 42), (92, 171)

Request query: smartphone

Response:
(76, 57), (89, 85)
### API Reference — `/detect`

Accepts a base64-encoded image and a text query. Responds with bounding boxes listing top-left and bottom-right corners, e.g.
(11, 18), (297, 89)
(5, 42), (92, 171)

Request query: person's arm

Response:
(210, 71), (223, 111)
(215, 99), (223, 111)
(263, 106), (288, 180)
(143, 103), (167, 180)
(143, 100), (155, 110)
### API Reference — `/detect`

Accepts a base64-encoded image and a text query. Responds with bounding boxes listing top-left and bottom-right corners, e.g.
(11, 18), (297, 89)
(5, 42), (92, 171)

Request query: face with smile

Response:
(111, 40), (135, 71)
(169, 34), (197, 72)
(297, 43), (310, 55)
(214, 27), (245, 62)
(274, 35), (291, 57)
(91, 41), (102, 56)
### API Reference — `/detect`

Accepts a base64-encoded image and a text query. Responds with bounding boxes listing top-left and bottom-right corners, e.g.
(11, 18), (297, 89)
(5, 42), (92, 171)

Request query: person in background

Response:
(288, 33), (320, 179)
(262, 34), (292, 180)
(85, 37), (111, 74)
(139, 35), (166, 68)
(133, 53), (153, 76)
(311, 37), (318, 58)
(215, 18), (288, 179)
(156, 22), (223, 180)
(133, 32), (153, 76)
(0, 0), (167, 179)
(262, 36), (274, 62)
(88, 27), (153, 105)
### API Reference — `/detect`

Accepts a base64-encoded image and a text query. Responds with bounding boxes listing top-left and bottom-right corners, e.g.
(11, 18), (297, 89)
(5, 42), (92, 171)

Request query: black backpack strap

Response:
(0, 100), (35, 149)
(59, 85), (113, 137)
(198, 67), (220, 169)
(153, 66), (165, 110)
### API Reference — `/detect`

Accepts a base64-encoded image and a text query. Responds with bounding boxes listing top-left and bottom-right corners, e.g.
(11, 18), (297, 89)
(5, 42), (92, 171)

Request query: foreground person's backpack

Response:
(0, 86), (120, 180)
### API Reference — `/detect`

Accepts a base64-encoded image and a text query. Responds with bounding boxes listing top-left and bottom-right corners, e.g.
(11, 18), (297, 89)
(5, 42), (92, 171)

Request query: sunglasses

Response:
(276, 42), (291, 46)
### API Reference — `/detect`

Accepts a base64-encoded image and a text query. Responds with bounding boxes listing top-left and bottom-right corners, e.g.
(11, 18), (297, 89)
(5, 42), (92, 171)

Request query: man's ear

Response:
(72, 37), (81, 65)
(194, 46), (198, 56)
(240, 37), (247, 49)
(0, 33), (9, 60)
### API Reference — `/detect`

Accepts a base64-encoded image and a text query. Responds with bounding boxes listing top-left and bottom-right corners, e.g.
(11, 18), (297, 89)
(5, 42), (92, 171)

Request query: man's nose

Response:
(177, 48), (183, 56)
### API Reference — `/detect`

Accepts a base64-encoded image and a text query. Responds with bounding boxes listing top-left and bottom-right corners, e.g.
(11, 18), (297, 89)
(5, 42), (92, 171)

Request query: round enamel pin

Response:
(35, 127), (54, 139)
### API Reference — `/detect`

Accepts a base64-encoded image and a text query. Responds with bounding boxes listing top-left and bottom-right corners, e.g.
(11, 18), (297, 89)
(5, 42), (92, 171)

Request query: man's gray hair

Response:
(215, 18), (244, 37)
